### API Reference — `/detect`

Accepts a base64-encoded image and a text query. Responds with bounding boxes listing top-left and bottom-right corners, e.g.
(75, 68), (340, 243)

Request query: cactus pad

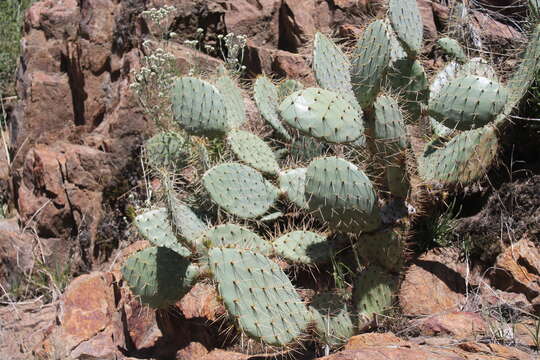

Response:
(351, 20), (391, 109)
(171, 77), (229, 137)
(203, 163), (279, 219)
(227, 130), (280, 175)
(135, 208), (191, 256)
(429, 75), (508, 130)
(122, 246), (198, 308)
(418, 125), (499, 185)
(253, 77), (292, 141)
(437, 37), (467, 63)
(167, 196), (207, 251)
(305, 157), (381, 233)
(215, 75), (246, 129)
(145, 131), (187, 170)
(459, 58), (497, 79)
(373, 95), (408, 156)
(353, 266), (396, 328)
(310, 293), (355, 347)
(357, 229), (404, 272)
(278, 79), (304, 100)
(388, 0), (423, 57)
(200, 224), (272, 255)
(279, 168), (308, 209)
(313, 32), (353, 93)
(279, 88), (364, 144)
(209, 247), (311, 346)
(273, 231), (332, 265)
(387, 58), (429, 118)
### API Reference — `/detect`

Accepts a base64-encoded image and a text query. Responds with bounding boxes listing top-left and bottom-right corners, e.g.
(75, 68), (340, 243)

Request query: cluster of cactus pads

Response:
(122, 0), (540, 351)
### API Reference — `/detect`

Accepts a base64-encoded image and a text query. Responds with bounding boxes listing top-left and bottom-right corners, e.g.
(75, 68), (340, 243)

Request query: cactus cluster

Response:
(123, 0), (540, 353)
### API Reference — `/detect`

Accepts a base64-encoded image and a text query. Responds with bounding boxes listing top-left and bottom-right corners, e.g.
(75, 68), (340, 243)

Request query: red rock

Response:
(489, 237), (540, 302)
(177, 282), (224, 321)
(201, 349), (249, 360)
(415, 312), (487, 339)
(344, 333), (409, 350)
(400, 248), (477, 316)
(176, 341), (209, 360)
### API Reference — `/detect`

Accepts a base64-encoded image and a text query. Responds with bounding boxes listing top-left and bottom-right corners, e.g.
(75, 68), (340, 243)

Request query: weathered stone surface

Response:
(344, 333), (409, 350)
(400, 248), (478, 316)
(489, 236), (540, 306)
(415, 312), (487, 339)
(201, 349), (249, 360)
(178, 282), (224, 321)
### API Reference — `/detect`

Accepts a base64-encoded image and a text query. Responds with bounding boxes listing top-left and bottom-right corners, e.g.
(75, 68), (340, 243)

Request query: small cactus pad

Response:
(288, 136), (327, 164)
(227, 130), (280, 175)
(135, 208), (191, 256)
(145, 131), (187, 170)
(373, 95), (408, 156)
(437, 37), (467, 63)
(253, 77), (292, 141)
(171, 77), (229, 137)
(273, 231), (332, 265)
(353, 266), (396, 329)
(278, 79), (304, 100)
(209, 247), (311, 346)
(200, 224), (272, 255)
(357, 229), (404, 272)
(215, 75), (246, 129)
(279, 88), (364, 144)
(122, 246), (198, 308)
(418, 125), (499, 185)
(429, 75), (508, 130)
(459, 58), (497, 80)
(202, 163), (279, 219)
(305, 157), (381, 233)
(278, 168), (308, 209)
(505, 23), (540, 113)
(167, 196), (207, 250)
(387, 58), (429, 119)
(388, 0), (423, 57)
(351, 20), (391, 109)
(313, 32), (353, 93)
(310, 293), (355, 347)
(429, 61), (459, 100)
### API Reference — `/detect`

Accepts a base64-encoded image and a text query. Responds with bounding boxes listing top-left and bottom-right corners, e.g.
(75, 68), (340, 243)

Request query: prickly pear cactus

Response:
(273, 231), (332, 265)
(227, 130), (280, 175)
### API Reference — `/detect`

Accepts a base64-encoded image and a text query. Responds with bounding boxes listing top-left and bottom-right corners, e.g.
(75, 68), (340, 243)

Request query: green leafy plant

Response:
(122, 1), (540, 353)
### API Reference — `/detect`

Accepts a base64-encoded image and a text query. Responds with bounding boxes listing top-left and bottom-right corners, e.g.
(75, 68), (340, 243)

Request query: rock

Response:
(417, 0), (440, 41)
(0, 218), (34, 291)
(344, 333), (409, 350)
(177, 282), (224, 321)
(470, 10), (525, 47)
(489, 236), (540, 304)
(415, 312), (487, 339)
(400, 247), (478, 316)
(176, 341), (209, 360)
(44, 272), (125, 359)
(201, 349), (249, 360)
(0, 300), (57, 360)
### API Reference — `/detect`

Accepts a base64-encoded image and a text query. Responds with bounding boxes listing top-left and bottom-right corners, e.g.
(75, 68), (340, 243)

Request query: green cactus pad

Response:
(310, 293), (355, 347)
(288, 136), (326, 164)
(505, 23), (540, 114)
(278, 168), (308, 209)
(215, 75), (246, 129)
(121, 246), (198, 308)
(171, 77), (229, 137)
(202, 163), (279, 219)
(305, 157), (381, 233)
(273, 231), (332, 265)
(279, 88), (364, 144)
(388, 0), (423, 57)
(430, 62), (460, 100)
(530, 0), (540, 18)
(387, 58), (429, 119)
(386, 162), (409, 199)
(227, 130), (280, 175)
(353, 266), (396, 328)
(429, 75), (508, 130)
(253, 77), (292, 141)
(351, 20), (391, 109)
(459, 58), (497, 80)
(357, 229), (404, 272)
(145, 131), (188, 170)
(278, 79), (304, 100)
(373, 95), (408, 156)
(437, 37), (467, 63)
(313, 32), (353, 93)
(135, 208), (191, 256)
(199, 224), (272, 255)
(167, 196), (208, 251)
(209, 247), (311, 346)
(418, 125), (499, 185)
